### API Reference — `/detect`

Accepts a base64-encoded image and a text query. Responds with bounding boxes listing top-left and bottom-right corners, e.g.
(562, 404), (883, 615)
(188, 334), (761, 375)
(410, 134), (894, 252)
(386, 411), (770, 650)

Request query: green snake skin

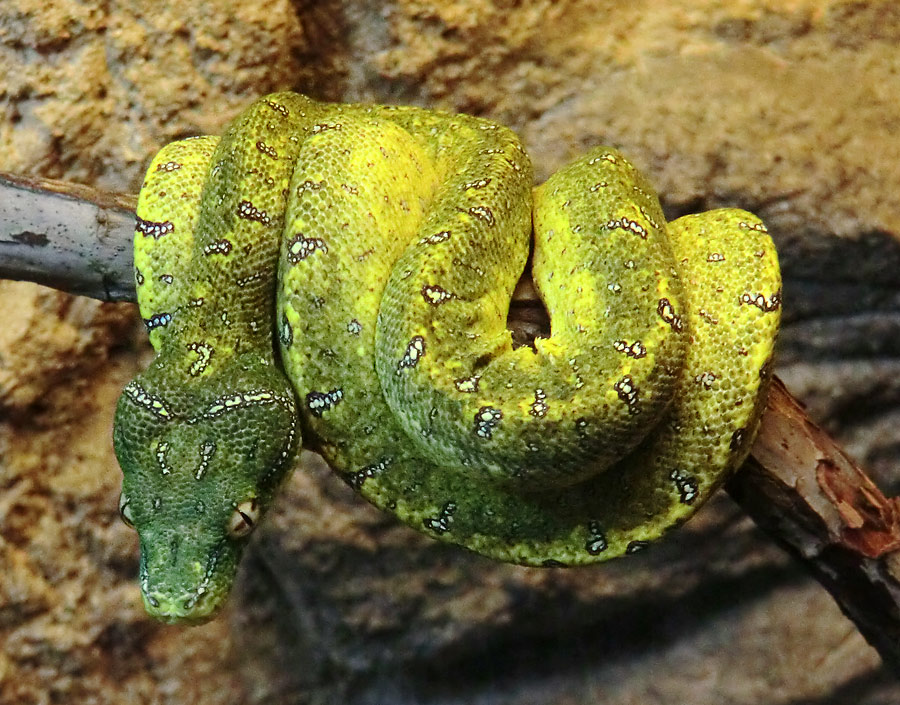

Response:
(113, 92), (781, 623)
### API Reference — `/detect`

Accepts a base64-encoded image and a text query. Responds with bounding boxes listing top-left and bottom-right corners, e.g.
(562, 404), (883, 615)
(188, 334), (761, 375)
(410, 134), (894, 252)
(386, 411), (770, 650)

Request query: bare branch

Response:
(0, 172), (137, 301)
(2, 171), (898, 670)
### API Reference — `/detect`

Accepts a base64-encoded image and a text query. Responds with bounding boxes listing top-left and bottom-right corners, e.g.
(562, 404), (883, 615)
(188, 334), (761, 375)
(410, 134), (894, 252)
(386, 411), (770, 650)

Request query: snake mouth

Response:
(138, 538), (232, 624)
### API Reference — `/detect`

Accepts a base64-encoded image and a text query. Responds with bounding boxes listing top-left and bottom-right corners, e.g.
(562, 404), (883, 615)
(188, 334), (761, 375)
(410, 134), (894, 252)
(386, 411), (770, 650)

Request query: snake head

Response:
(113, 353), (299, 623)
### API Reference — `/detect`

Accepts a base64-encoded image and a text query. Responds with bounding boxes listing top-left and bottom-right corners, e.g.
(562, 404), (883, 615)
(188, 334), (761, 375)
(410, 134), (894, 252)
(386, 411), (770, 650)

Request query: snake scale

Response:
(113, 92), (781, 623)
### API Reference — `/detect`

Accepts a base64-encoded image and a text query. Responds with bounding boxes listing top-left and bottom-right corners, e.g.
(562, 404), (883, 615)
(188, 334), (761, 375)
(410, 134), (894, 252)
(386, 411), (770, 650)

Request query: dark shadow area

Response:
(232, 513), (806, 704)
(353, 561), (810, 704)
(773, 228), (900, 361)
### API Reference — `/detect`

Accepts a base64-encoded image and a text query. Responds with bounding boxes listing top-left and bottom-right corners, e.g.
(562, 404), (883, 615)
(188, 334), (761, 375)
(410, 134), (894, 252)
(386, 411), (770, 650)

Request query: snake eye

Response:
(119, 493), (135, 528)
(227, 499), (260, 538)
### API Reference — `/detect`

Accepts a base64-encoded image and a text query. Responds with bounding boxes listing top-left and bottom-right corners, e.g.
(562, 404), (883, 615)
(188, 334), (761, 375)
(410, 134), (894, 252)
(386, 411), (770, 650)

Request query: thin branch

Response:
(0, 172), (136, 301)
(2, 170), (899, 671)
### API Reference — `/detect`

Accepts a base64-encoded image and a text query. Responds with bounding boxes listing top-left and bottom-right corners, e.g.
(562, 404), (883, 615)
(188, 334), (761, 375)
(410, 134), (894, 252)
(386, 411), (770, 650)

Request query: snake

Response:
(113, 92), (781, 623)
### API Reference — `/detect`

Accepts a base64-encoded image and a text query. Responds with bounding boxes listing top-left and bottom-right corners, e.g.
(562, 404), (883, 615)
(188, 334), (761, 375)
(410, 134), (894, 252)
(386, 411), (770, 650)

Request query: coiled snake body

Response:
(113, 92), (781, 622)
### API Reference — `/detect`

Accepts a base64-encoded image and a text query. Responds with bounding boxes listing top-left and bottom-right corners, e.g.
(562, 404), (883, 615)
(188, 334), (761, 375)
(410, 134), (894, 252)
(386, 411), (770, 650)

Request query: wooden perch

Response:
(0, 172), (137, 301)
(2, 170), (899, 671)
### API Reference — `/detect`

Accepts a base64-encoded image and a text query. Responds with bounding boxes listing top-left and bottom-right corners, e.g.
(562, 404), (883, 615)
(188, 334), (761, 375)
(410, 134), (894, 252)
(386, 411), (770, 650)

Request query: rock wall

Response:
(1, 1), (899, 703)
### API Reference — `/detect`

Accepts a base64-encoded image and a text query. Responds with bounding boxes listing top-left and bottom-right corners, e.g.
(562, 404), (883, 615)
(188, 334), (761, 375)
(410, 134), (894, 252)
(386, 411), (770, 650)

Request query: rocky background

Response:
(2, 1), (900, 703)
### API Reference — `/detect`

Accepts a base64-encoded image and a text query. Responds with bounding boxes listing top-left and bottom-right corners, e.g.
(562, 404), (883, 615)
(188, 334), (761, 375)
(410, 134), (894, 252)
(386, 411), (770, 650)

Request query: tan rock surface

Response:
(1, 1), (898, 703)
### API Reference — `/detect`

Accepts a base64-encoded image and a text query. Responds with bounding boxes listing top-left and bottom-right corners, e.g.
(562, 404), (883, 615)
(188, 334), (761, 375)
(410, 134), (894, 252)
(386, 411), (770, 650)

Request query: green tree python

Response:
(113, 92), (781, 623)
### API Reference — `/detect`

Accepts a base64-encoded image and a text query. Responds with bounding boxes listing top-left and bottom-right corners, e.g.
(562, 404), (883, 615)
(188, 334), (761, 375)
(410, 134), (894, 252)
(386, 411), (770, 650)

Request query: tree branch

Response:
(0, 172), (136, 301)
(3, 170), (899, 671)
(728, 379), (900, 672)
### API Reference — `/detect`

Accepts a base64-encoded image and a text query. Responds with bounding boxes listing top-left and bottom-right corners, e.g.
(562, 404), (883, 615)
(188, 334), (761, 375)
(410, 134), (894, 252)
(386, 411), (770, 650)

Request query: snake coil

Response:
(113, 93), (781, 622)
